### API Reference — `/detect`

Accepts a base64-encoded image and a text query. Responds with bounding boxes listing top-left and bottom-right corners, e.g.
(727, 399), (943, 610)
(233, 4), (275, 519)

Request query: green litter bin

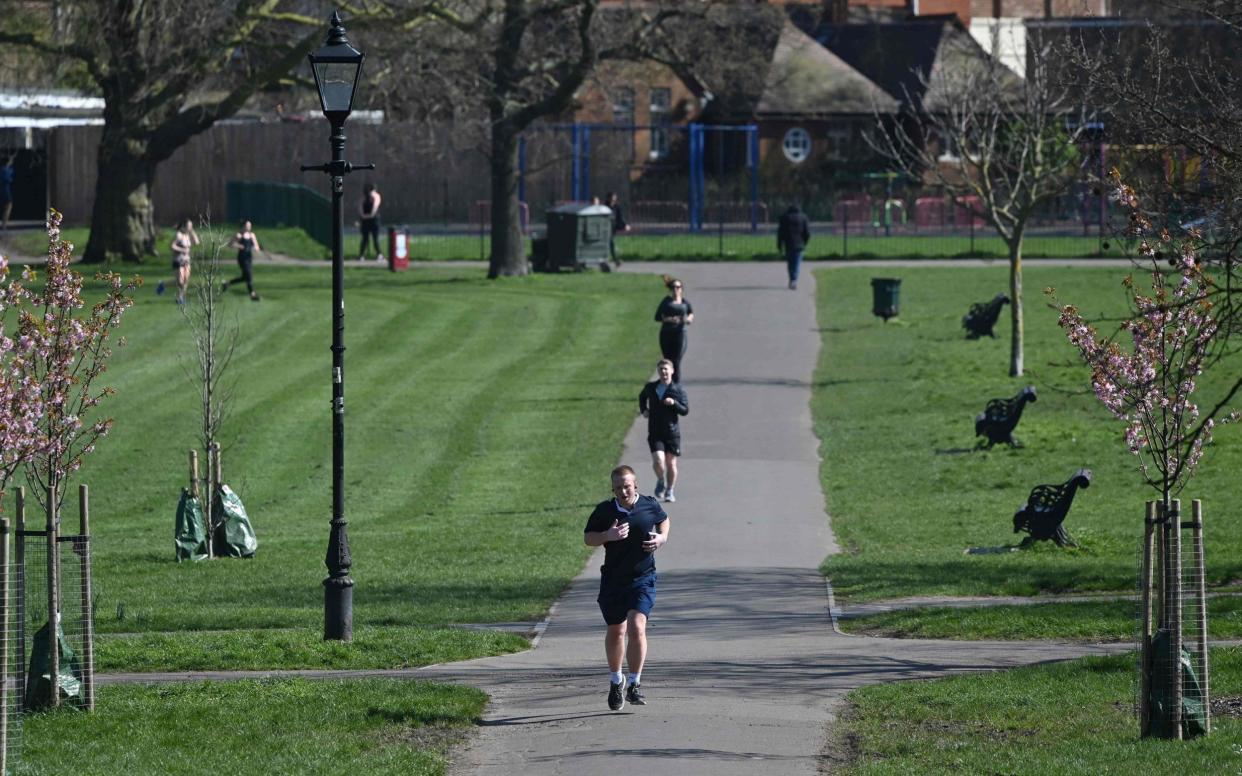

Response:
(871, 277), (901, 321)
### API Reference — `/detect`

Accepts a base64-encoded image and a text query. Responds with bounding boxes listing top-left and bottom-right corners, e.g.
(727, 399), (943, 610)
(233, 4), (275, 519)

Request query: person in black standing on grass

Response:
(223, 220), (262, 300)
(654, 276), (693, 383)
(777, 203), (810, 290)
(606, 191), (629, 267)
(639, 359), (689, 503)
(358, 182), (383, 262)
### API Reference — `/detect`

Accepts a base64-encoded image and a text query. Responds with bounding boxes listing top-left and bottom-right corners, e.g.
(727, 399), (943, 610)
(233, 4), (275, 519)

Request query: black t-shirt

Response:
(584, 495), (668, 583)
(655, 297), (693, 332)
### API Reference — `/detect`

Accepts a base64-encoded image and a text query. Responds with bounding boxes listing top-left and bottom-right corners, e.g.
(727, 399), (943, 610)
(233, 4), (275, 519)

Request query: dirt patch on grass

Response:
(1211, 695), (1242, 719)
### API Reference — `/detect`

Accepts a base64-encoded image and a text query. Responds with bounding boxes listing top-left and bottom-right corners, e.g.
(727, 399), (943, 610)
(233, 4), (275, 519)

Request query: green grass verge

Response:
(8, 263), (658, 671)
(837, 647), (1242, 775)
(97, 626), (528, 672)
(6, 226), (329, 262)
(406, 232), (1126, 262)
(8, 225), (1127, 262)
(812, 266), (1242, 606)
(19, 678), (486, 775)
(840, 595), (1242, 641)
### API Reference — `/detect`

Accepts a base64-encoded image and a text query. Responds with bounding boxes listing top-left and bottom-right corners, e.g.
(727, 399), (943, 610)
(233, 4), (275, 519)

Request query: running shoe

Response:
(654, 480), (665, 498)
(625, 684), (646, 706)
(664, 490), (675, 503)
(608, 678), (626, 711)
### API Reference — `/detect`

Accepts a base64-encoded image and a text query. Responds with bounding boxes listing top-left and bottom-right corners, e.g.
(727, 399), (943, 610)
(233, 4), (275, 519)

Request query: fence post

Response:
(1169, 498), (1183, 739)
(1192, 499), (1210, 734)
(14, 488), (25, 713)
(0, 517), (9, 774)
(78, 484), (94, 711)
(1140, 500), (1155, 737)
(46, 483), (59, 708)
(842, 205), (849, 260)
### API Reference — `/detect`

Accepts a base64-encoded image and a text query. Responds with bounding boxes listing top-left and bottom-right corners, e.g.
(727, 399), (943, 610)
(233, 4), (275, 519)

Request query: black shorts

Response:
(647, 433), (681, 456)
(598, 575), (656, 625)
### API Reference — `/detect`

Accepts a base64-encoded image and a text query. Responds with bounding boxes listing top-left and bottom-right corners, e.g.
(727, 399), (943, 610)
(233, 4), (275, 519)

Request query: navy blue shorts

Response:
(597, 575), (656, 625)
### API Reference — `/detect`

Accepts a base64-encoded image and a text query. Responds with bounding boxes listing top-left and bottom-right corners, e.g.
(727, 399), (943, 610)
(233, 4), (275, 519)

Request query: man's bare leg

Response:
(606, 622), (627, 673)
(626, 611), (647, 675)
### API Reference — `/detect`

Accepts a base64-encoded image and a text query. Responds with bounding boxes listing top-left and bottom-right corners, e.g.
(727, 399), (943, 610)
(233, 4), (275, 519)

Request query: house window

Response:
(783, 127), (812, 164)
(650, 87), (671, 160)
(826, 126), (852, 160)
(612, 87), (634, 126)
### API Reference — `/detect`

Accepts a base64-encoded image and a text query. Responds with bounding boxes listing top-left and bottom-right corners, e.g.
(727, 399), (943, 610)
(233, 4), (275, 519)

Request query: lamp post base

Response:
(324, 577), (354, 641)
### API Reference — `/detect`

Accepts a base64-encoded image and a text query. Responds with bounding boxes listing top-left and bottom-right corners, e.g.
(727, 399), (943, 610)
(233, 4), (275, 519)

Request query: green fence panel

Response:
(227, 181), (331, 248)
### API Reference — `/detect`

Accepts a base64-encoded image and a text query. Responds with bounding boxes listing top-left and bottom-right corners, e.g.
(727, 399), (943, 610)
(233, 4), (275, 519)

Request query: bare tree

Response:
(870, 35), (1088, 376)
(0, 1), (442, 265)
(180, 224), (239, 517)
(374, 1), (777, 278)
(1061, 4), (1242, 349)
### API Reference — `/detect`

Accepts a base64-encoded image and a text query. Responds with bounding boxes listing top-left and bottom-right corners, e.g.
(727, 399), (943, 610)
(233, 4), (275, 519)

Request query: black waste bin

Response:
(546, 203), (612, 271)
(530, 234), (549, 272)
(871, 277), (901, 321)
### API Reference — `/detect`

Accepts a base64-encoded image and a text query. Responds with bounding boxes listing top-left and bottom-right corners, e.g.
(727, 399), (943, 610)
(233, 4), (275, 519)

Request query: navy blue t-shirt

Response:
(584, 495), (667, 583)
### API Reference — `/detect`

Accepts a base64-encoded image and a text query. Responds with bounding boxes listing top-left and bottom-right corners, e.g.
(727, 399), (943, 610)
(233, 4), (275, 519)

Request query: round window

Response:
(782, 127), (811, 164)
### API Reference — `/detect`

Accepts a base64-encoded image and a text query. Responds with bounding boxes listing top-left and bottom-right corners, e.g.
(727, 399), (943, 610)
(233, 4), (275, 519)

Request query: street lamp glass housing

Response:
(308, 18), (364, 117)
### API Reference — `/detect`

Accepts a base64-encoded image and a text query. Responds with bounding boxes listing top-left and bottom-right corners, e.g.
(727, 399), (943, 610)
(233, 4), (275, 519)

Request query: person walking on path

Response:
(223, 220), (262, 301)
(606, 191), (629, 267)
(639, 359), (688, 503)
(357, 182), (383, 262)
(0, 154), (14, 231)
(777, 203), (811, 290)
(654, 276), (693, 383)
(584, 465), (669, 712)
(157, 219), (199, 304)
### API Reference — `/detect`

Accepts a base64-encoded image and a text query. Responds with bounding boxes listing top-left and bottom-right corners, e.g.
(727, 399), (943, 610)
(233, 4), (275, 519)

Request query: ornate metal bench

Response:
(963, 293), (1010, 339)
(1013, 468), (1092, 548)
(976, 386), (1037, 448)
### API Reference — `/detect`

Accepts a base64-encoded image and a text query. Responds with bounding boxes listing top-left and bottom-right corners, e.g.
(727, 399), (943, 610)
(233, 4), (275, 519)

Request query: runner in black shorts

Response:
(584, 465), (669, 711)
(639, 359), (689, 503)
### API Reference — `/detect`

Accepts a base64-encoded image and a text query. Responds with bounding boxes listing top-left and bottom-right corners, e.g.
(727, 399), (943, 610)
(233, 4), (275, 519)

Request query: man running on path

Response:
(639, 358), (689, 502)
(584, 465), (670, 711)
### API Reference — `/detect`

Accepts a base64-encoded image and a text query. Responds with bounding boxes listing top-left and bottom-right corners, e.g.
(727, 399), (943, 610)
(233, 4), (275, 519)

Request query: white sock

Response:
(609, 670), (623, 685)
(629, 672), (640, 686)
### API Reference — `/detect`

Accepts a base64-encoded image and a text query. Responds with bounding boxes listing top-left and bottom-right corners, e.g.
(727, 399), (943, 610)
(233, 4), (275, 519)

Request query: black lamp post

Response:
(302, 10), (372, 642)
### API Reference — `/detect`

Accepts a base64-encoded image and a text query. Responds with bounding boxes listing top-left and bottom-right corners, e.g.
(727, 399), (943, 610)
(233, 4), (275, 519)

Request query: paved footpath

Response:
(415, 262), (1125, 776)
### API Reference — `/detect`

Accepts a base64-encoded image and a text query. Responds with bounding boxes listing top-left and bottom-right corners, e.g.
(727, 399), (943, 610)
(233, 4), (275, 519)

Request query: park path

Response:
(410, 262), (1125, 776)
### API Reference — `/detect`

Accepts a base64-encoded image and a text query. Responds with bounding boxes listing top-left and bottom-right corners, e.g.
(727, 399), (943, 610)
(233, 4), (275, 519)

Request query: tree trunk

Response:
(487, 126), (527, 279)
(81, 128), (158, 264)
(1008, 237), (1025, 377)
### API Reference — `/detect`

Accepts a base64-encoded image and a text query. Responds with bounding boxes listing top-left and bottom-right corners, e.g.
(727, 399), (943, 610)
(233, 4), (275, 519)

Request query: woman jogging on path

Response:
(654, 276), (693, 383)
(224, 220), (262, 300)
(157, 219), (199, 304)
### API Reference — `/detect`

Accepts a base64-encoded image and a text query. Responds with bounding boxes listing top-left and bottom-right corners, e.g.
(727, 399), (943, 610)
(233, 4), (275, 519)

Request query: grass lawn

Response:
(7, 225), (330, 262)
(8, 226), (1126, 263)
(405, 232), (1125, 262)
(812, 266), (1242, 611)
(6, 262), (660, 671)
(836, 647), (1242, 774)
(18, 678), (486, 776)
(840, 595), (1242, 641)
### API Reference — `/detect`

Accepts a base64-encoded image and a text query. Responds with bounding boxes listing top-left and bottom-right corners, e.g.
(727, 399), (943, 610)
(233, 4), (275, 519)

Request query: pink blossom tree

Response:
(10, 210), (138, 518)
(0, 254), (46, 507)
(1048, 173), (1238, 507)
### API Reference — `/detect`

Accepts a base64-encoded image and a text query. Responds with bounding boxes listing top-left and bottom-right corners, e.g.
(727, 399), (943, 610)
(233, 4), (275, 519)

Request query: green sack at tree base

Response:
(25, 617), (82, 710)
(212, 484), (257, 558)
(174, 488), (208, 562)
(1147, 628), (1207, 739)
